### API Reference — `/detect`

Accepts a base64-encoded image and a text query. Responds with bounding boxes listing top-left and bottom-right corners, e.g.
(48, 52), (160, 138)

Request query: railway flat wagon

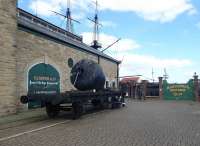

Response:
(21, 59), (125, 119)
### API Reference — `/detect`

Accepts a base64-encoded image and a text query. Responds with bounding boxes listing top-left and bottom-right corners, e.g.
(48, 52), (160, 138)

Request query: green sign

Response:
(28, 63), (60, 108)
(163, 80), (195, 101)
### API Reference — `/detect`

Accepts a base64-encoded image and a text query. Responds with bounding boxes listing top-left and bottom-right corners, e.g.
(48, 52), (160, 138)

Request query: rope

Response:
(73, 71), (80, 86)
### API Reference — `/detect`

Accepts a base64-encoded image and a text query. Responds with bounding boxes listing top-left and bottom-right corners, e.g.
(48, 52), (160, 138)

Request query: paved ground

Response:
(1, 100), (200, 146)
(0, 108), (47, 130)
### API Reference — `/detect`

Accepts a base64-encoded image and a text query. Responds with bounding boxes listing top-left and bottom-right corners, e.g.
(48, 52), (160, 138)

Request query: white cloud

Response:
(30, 0), (62, 16)
(86, 20), (117, 29)
(72, 12), (86, 20)
(101, 21), (117, 28)
(118, 53), (193, 82)
(29, 0), (86, 20)
(81, 32), (193, 82)
(119, 53), (192, 70)
(29, 0), (196, 23)
(97, 0), (196, 22)
(82, 32), (141, 52)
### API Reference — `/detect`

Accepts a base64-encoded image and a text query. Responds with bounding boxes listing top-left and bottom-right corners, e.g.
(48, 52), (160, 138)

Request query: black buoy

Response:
(70, 59), (106, 91)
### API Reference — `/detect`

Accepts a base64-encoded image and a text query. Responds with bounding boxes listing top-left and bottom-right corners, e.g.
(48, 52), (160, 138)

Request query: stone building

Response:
(0, 0), (120, 116)
(120, 77), (141, 98)
(120, 77), (159, 99)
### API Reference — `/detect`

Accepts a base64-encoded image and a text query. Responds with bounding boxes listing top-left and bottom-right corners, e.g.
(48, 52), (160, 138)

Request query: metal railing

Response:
(17, 8), (83, 42)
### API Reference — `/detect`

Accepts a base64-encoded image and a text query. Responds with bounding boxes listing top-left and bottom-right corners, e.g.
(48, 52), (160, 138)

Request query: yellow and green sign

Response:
(163, 80), (195, 100)
(28, 63), (60, 108)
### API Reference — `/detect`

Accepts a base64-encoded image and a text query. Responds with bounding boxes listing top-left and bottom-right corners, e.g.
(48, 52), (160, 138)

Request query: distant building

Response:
(120, 77), (159, 99)
(120, 77), (141, 84)
(120, 77), (142, 98)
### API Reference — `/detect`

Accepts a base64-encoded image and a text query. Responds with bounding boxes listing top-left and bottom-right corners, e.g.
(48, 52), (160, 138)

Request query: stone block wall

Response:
(16, 29), (118, 110)
(100, 58), (118, 87)
(16, 30), (99, 94)
(0, 0), (17, 116)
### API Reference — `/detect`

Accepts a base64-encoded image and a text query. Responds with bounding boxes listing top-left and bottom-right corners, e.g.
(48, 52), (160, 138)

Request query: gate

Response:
(28, 63), (60, 108)
(146, 83), (159, 97)
(163, 80), (195, 101)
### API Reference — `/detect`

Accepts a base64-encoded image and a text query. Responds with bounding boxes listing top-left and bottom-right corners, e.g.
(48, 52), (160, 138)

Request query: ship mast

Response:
(88, 0), (102, 49)
(51, 0), (80, 33)
(66, 0), (72, 32)
(163, 68), (169, 80)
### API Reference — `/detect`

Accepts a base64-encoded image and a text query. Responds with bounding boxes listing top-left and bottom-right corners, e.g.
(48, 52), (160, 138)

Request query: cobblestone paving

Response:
(1, 100), (200, 146)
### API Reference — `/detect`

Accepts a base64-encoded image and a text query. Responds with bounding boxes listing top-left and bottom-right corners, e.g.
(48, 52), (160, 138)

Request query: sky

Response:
(17, 0), (200, 83)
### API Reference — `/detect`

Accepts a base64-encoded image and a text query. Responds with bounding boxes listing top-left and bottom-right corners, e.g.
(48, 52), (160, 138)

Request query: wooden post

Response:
(142, 80), (148, 100)
(158, 77), (163, 100)
(193, 73), (199, 102)
(128, 82), (131, 98)
(131, 82), (134, 98)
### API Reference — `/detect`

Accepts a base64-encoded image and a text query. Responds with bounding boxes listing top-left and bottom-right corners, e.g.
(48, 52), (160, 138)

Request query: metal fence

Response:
(146, 83), (159, 97)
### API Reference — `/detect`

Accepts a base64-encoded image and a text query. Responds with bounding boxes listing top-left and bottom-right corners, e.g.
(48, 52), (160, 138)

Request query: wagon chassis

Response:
(21, 89), (125, 119)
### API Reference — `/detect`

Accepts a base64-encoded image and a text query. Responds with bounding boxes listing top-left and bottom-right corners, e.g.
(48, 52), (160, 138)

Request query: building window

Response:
(68, 58), (74, 68)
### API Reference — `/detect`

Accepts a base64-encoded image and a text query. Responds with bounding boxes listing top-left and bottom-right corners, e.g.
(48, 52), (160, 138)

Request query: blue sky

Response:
(17, 0), (200, 83)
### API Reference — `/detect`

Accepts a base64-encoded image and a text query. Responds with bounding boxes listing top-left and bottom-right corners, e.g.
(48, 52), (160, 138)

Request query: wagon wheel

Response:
(111, 96), (121, 109)
(72, 102), (83, 120)
(46, 104), (60, 118)
(92, 99), (104, 110)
